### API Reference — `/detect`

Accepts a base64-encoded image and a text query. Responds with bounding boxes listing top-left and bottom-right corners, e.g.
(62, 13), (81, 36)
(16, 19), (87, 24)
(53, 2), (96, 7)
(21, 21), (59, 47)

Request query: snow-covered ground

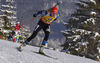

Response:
(0, 39), (98, 63)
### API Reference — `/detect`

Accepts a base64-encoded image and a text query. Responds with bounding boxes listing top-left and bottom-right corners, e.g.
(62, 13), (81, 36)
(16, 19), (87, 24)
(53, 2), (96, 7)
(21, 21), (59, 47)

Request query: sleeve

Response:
(20, 26), (23, 30)
(56, 13), (60, 18)
(20, 27), (23, 30)
(36, 11), (43, 15)
(54, 13), (60, 21)
(19, 26), (23, 30)
(34, 10), (48, 16)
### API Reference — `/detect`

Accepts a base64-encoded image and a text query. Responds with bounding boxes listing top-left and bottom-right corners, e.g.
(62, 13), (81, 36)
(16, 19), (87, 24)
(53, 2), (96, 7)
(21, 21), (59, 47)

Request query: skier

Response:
(19, 4), (60, 54)
(12, 21), (23, 42)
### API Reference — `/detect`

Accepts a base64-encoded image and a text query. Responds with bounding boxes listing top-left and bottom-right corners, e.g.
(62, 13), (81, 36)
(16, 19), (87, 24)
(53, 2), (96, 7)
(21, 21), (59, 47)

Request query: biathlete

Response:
(18, 4), (60, 54)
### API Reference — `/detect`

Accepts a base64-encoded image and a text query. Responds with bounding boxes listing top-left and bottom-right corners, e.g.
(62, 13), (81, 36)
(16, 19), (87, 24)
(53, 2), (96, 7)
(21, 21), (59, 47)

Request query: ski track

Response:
(0, 39), (98, 63)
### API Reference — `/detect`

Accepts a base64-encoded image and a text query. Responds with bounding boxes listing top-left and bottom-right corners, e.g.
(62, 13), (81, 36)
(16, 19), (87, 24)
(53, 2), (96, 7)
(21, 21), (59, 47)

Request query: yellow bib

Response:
(41, 15), (55, 24)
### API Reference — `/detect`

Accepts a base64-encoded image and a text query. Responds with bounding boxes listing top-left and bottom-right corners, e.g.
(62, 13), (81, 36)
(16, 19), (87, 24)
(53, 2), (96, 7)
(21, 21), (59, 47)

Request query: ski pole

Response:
(54, 3), (60, 7)
(20, 17), (36, 26)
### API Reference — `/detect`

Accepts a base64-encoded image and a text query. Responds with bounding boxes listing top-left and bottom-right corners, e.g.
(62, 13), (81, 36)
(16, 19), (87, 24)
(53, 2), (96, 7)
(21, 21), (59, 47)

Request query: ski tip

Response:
(17, 47), (23, 52)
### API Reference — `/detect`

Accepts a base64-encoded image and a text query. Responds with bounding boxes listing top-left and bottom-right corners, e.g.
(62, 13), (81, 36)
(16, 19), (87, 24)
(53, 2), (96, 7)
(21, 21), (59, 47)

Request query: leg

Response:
(39, 26), (50, 54)
(18, 25), (42, 51)
(42, 26), (50, 43)
(43, 28), (50, 41)
(13, 31), (18, 42)
(26, 25), (42, 42)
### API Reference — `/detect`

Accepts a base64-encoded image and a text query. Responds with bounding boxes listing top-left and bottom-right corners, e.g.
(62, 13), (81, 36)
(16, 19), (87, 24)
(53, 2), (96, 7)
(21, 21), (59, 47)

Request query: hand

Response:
(57, 3), (60, 5)
(33, 14), (37, 17)
(54, 18), (57, 21)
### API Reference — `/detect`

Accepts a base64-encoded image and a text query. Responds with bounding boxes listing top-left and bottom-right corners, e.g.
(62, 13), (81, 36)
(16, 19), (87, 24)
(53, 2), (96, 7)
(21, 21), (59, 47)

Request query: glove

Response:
(54, 18), (57, 21)
(57, 3), (60, 5)
(33, 14), (37, 17)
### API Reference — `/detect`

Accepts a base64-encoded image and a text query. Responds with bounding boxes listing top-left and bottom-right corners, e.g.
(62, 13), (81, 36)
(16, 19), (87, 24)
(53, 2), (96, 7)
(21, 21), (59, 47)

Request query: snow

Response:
(72, 35), (81, 41)
(71, 17), (79, 21)
(90, 0), (96, 5)
(2, 30), (11, 34)
(7, 16), (17, 19)
(87, 18), (95, 25)
(94, 32), (100, 37)
(6, 0), (15, 3)
(1, 9), (17, 14)
(0, 39), (98, 63)
(61, 31), (70, 35)
(91, 11), (96, 15)
(2, 4), (16, 8)
(77, 1), (89, 7)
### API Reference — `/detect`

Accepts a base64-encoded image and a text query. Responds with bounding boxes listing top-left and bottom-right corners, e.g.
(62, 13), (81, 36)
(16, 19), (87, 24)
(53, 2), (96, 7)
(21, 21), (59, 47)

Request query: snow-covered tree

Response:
(0, 0), (17, 39)
(0, 0), (32, 43)
(48, 39), (61, 49)
(1, 0), (17, 27)
(61, 0), (100, 61)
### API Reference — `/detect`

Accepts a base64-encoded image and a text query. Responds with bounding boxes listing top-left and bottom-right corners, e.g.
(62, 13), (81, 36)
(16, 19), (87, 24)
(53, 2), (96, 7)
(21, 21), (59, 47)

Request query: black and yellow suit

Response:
(26, 10), (60, 42)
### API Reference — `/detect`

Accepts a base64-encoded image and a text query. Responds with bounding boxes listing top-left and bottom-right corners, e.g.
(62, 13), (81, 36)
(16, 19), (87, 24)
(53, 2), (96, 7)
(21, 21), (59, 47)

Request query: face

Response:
(17, 22), (20, 24)
(50, 11), (57, 17)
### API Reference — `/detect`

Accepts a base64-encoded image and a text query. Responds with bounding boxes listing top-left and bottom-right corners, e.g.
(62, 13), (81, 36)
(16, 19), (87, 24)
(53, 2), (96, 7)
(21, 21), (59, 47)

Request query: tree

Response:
(61, 0), (100, 61)
(0, 0), (17, 39)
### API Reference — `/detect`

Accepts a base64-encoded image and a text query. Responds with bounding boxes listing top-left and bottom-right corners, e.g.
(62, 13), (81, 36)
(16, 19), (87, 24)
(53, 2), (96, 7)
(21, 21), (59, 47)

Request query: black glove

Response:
(33, 14), (37, 17)
(54, 18), (57, 21)
(55, 3), (60, 7)
(57, 3), (60, 5)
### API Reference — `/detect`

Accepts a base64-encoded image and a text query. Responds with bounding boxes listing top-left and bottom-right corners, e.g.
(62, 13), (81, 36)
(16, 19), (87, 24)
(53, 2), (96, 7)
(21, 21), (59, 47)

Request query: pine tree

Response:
(0, 0), (17, 39)
(0, 0), (32, 42)
(61, 0), (100, 61)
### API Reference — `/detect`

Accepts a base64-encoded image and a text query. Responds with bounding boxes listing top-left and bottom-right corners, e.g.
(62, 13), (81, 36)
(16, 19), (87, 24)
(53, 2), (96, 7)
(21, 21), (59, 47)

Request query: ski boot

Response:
(39, 40), (47, 54)
(18, 41), (29, 51)
(39, 45), (45, 54)
(18, 45), (23, 51)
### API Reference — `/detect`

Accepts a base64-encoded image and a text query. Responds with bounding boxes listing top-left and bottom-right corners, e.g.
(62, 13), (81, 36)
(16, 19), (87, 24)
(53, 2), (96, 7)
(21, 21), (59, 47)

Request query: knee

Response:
(46, 28), (50, 32)
(45, 31), (50, 36)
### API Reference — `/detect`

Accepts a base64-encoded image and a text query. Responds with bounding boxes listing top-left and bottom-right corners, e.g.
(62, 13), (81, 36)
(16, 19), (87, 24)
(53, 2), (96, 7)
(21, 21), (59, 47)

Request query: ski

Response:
(17, 42), (27, 52)
(31, 51), (58, 60)
(17, 45), (23, 52)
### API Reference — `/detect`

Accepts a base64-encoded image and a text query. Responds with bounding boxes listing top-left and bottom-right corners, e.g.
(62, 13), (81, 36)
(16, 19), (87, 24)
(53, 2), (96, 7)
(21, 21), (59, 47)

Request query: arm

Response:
(54, 13), (60, 21)
(20, 27), (23, 30)
(33, 10), (48, 17)
(19, 26), (23, 30)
